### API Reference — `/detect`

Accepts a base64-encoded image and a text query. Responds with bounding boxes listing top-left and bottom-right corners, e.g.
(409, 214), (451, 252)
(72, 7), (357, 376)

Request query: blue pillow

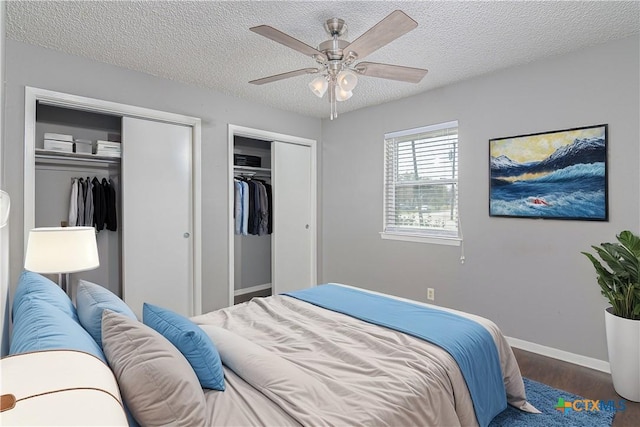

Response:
(76, 280), (137, 348)
(12, 271), (77, 321)
(142, 303), (225, 390)
(10, 296), (106, 363)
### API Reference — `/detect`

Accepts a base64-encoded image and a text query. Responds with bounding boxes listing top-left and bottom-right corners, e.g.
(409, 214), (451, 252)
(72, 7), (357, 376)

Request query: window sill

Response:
(380, 232), (461, 246)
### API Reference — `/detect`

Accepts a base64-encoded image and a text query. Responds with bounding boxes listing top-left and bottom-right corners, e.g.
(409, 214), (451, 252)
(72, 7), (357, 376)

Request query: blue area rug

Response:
(489, 378), (616, 426)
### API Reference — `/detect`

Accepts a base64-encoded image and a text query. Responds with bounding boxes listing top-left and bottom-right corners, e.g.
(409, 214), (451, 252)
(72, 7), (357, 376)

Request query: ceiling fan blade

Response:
(251, 25), (327, 62)
(355, 62), (428, 83)
(249, 68), (319, 85)
(344, 10), (418, 60)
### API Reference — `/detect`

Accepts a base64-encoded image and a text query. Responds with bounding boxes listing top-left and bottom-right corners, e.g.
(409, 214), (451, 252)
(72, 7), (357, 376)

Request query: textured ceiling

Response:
(6, 1), (640, 119)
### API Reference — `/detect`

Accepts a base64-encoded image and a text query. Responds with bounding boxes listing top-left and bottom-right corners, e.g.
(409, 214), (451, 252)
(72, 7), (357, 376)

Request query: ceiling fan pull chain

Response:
(329, 79), (337, 120)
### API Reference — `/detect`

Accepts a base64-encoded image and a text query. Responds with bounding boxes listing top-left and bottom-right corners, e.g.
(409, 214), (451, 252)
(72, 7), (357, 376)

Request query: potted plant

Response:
(583, 230), (640, 402)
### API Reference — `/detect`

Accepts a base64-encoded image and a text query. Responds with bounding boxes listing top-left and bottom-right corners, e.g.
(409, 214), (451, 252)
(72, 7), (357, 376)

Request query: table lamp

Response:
(24, 226), (99, 296)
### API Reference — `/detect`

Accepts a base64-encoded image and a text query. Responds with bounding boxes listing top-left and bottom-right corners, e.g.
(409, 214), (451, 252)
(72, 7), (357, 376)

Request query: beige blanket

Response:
(192, 288), (537, 426)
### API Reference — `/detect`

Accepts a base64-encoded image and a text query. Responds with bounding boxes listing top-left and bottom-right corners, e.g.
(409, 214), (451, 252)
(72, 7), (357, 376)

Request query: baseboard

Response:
(234, 283), (271, 297)
(507, 336), (610, 374)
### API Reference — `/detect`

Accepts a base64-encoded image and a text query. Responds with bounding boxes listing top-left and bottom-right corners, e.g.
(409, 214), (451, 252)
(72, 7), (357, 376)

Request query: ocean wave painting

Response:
(489, 124), (608, 220)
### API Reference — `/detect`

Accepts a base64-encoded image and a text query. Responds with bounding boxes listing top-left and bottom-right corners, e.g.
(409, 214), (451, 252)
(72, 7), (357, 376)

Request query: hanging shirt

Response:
(240, 180), (249, 236)
(105, 178), (118, 231)
(257, 181), (269, 236)
(77, 178), (85, 227)
(246, 180), (256, 235)
(251, 180), (263, 235)
(68, 178), (79, 226)
(234, 180), (243, 235)
(84, 177), (94, 227)
(264, 182), (273, 235)
(93, 177), (106, 231)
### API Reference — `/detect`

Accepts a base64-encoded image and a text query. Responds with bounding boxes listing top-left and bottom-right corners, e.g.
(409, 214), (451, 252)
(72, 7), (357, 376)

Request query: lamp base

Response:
(58, 273), (71, 297)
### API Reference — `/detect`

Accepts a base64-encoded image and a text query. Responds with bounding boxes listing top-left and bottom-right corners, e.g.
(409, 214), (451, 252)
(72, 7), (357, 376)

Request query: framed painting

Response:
(489, 124), (608, 220)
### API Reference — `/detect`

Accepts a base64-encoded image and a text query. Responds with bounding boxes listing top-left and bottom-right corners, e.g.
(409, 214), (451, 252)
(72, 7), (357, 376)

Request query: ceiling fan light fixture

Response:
(337, 69), (358, 92)
(249, 10), (427, 119)
(335, 86), (353, 102)
(309, 76), (328, 97)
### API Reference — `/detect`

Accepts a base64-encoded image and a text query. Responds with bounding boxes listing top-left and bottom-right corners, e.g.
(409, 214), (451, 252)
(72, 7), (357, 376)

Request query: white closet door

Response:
(122, 117), (193, 318)
(271, 141), (314, 294)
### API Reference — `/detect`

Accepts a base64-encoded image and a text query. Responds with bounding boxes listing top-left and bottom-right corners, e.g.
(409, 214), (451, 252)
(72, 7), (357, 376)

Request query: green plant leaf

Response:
(583, 231), (640, 320)
(618, 230), (640, 257)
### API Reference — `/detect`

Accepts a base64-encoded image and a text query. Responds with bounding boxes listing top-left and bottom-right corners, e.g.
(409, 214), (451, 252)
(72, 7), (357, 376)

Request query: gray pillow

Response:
(101, 310), (207, 426)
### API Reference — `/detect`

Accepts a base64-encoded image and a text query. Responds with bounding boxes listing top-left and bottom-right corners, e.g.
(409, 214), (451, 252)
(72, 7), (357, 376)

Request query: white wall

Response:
(321, 36), (640, 362)
(3, 40), (321, 319)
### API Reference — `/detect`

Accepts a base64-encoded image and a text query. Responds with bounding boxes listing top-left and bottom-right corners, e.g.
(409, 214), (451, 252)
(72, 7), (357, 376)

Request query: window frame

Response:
(381, 121), (461, 246)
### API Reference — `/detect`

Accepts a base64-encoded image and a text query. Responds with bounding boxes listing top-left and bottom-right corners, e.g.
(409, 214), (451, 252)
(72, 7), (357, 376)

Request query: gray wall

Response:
(0, 2), (8, 356)
(4, 35), (639, 363)
(321, 35), (640, 361)
(3, 40), (321, 315)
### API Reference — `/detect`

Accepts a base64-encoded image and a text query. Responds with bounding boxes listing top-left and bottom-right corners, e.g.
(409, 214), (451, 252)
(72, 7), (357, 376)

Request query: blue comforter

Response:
(285, 284), (507, 427)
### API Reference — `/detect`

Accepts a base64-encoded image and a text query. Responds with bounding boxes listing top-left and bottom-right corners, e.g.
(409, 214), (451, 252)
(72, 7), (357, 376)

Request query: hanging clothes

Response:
(77, 178), (85, 226)
(68, 178), (79, 226)
(105, 178), (118, 231)
(92, 177), (106, 231)
(240, 180), (249, 235)
(234, 176), (271, 236)
(234, 179), (243, 235)
(67, 176), (118, 232)
(264, 182), (273, 234)
(246, 180), (256, 235)
(252, 180), (264, 235)
(84, 177), (94, 227)
(256, 180), (269, 236)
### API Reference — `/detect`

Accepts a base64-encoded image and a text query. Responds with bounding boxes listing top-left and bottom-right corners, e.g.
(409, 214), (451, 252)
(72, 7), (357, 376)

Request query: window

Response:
(382, 121), (460, 244)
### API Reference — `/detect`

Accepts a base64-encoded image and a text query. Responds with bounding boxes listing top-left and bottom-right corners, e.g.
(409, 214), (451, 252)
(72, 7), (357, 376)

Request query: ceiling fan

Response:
(249, 10), (428, 119)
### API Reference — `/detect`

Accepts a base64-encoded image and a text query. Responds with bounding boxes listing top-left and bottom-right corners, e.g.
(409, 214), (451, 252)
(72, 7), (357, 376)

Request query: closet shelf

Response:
(234, 165), (271, 173)
(35, 149), (121, 166)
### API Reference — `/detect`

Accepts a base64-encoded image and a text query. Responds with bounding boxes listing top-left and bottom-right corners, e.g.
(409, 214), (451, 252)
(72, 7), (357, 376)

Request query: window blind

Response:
(384, 122), (459, 239)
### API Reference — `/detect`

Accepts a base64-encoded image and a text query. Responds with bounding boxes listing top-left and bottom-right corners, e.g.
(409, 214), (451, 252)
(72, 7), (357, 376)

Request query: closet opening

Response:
(34, 101), (122, 298)
(25, 87), (203, 316)
(233, 136), (272, 304)
(227, 124), (317, 308)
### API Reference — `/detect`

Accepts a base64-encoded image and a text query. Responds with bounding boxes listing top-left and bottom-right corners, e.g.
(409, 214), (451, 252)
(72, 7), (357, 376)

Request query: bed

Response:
(5, 272), (537, 427)
(190, 284), (537, 427)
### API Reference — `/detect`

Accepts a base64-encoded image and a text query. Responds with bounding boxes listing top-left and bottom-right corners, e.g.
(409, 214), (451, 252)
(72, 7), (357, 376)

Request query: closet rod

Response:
(233, 165), (270, 173)
(234, 172), (270, 179)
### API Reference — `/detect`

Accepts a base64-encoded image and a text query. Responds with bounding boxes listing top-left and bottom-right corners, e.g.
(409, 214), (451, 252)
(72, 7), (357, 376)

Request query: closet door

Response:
(122, 117), (193, 318)
(271, 141), (314, 294)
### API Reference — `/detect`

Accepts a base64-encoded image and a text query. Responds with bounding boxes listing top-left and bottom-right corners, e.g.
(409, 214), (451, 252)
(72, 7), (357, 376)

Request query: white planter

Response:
(605, 307), (640, 402)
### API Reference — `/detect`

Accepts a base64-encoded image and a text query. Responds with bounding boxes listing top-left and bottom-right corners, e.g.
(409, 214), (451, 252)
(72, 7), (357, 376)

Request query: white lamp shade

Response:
(24, 227), (99, 274)
(337, 69), (358, 92)
(309, 76), (328, 97)
(335, 86), (353, 102)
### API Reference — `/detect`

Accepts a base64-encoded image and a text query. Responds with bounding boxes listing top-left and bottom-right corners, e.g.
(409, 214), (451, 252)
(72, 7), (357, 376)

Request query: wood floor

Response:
(513, 348), (639, 427)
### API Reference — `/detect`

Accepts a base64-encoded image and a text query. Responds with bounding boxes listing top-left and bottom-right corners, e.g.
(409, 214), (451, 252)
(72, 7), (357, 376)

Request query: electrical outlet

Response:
(427, 288), (435, 301)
